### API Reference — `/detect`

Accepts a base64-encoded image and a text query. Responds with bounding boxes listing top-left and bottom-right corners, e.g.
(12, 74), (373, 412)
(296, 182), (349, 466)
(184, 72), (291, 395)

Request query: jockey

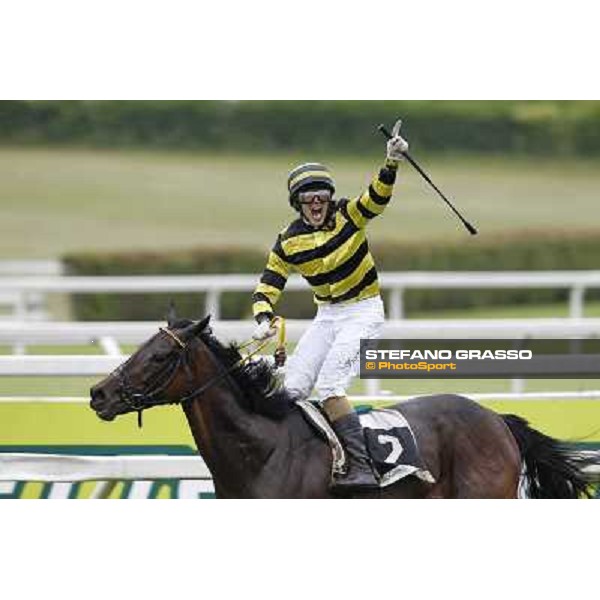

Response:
(251, 121), (409, 491)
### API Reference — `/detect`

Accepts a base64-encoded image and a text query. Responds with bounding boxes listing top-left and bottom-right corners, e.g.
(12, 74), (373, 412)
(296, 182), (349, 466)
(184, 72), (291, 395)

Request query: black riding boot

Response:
(331, 412), (379, 491)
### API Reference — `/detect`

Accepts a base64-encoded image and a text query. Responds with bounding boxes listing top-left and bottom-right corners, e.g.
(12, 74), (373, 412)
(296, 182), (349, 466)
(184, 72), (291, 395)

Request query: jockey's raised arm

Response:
(341, 163), (398, 230)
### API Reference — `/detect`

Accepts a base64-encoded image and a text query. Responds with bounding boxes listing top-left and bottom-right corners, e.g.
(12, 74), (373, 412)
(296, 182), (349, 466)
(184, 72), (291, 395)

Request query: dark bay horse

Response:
(90, 316), (596, 498)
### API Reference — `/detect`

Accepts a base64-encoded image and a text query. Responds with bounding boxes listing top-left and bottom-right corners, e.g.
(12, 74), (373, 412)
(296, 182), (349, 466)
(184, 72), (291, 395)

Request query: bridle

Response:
(114, 325), (277, 427)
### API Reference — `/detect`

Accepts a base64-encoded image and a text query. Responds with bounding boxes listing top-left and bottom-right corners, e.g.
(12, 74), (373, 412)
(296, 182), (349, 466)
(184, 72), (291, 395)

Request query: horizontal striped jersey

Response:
(253, 165), (397, 320)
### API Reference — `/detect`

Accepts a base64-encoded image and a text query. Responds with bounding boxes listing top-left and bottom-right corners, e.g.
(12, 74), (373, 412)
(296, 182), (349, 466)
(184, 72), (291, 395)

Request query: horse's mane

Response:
(179, 320), (297, 420)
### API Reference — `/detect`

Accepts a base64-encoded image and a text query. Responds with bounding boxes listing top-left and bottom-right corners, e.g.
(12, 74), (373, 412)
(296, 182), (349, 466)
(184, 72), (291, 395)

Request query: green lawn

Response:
(2, 146), (600, 258)
(2, 384), (598, 445)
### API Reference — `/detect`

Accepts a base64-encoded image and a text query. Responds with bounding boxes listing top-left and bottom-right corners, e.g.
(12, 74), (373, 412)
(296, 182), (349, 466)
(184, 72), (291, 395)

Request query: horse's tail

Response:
(502, 414), (595, 498)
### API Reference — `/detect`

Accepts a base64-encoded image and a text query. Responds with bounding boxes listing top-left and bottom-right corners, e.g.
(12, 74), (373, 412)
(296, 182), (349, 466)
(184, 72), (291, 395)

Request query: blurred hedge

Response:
(64, 231), (600, 321)
(2, 100), (600, 155)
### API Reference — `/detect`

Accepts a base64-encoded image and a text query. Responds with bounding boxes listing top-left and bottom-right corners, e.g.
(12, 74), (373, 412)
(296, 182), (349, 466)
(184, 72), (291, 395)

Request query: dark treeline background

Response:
(65, 232), (600, 320)
(2, 100), (600, 155)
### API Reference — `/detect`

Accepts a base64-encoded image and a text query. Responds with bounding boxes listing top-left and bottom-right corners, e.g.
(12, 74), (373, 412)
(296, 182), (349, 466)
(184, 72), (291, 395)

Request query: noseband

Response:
(114, 326), (249, 428)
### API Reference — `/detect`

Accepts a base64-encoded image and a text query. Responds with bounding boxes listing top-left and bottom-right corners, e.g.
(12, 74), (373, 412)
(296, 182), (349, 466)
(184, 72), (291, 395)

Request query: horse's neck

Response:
(181, 384), (288, 497)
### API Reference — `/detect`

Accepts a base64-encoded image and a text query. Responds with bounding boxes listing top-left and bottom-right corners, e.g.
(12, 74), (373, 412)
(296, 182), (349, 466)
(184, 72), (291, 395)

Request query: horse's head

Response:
(90, 314), (211, 421)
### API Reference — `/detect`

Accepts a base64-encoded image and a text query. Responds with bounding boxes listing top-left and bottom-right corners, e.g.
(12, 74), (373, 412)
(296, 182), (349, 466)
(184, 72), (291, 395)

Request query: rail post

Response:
(364, 378), (381, 396)
(569, 286), (585, 319)
(388, 287), (404, 320)
(511, 378), (525, 394)
(204, 289), (221, 320)
(12, 292), (27, 355)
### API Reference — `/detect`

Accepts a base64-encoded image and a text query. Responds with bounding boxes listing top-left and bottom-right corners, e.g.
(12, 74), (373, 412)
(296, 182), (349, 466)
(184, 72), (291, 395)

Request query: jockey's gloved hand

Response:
(385, 119), (409, 168)
(252, 315), (277, 341)
(273, 346), (287, 367)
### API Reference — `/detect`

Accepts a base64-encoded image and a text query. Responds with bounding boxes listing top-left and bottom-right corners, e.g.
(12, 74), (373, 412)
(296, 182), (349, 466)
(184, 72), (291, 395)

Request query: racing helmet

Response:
(287, 162), (335, 211)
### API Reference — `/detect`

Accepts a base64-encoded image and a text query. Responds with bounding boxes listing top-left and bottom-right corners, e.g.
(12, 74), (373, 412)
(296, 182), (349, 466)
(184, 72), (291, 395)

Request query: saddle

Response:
(297, 401), (435, 488)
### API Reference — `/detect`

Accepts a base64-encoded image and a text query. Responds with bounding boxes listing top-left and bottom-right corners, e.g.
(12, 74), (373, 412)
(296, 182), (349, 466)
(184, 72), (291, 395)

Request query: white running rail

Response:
(0, 260), (63, 323)
(1, 270), (600, 320)
(1, 317), (600, 347)
(1, 318), (598, 393)
(0, 453), (211, 482)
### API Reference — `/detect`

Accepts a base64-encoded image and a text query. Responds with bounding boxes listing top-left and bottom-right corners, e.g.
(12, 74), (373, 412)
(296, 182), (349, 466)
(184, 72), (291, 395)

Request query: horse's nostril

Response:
(90, 386), (105, 405)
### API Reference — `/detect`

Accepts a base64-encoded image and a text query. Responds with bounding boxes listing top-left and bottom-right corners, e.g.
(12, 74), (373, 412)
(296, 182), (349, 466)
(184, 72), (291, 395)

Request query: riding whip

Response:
(378, 123), (478, 235)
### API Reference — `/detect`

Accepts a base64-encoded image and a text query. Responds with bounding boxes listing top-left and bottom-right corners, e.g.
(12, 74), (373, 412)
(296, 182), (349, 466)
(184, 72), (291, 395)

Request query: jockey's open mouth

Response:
(299, 189), (332, 227)
(308, 202), (325, 222)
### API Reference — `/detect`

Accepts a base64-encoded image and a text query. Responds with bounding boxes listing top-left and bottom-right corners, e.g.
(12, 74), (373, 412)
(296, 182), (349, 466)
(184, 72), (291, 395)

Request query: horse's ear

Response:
(189, 315), (211, 336)
(166, 302), (177, 327)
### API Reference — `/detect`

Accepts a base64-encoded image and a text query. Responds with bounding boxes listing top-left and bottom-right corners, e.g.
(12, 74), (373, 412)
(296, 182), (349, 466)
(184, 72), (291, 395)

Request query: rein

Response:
(116, 320), (286, 428)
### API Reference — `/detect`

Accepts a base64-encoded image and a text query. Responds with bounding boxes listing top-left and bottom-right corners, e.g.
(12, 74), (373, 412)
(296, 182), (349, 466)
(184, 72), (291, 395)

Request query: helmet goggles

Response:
(298, 189), (333, 205)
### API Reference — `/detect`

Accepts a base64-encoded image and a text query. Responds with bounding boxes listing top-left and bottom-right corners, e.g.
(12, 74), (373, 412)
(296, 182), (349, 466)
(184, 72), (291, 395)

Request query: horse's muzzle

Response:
(90, 383), (118, 421)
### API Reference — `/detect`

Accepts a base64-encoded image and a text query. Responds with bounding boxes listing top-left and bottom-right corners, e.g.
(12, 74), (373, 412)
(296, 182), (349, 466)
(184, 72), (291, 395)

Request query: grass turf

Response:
(2, 146), (600, 257)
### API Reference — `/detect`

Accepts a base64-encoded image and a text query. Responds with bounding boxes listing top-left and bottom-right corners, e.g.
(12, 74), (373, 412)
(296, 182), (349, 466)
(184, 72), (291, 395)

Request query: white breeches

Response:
(284, 295), (385, 403)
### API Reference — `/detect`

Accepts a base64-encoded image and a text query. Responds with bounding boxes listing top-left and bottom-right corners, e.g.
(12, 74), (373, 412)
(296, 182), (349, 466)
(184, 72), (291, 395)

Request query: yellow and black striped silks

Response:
(253, 165), (397, 320)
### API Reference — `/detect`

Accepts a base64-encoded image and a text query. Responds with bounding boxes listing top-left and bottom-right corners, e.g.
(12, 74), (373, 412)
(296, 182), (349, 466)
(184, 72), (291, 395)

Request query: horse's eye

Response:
(151, 353), (170, 364)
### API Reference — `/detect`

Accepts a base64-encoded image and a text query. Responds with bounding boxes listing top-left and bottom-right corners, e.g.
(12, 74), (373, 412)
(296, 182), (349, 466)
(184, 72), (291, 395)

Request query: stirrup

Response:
(331, 462), (379, 491)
